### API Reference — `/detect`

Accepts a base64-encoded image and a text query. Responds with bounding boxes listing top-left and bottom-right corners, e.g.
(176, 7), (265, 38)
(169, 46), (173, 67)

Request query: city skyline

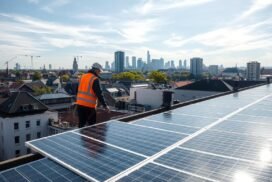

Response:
(0, 0), (271, 69)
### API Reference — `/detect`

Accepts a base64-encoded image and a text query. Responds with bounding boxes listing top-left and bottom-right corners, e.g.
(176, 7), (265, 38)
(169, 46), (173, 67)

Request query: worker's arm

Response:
(92, 79), (108, 108)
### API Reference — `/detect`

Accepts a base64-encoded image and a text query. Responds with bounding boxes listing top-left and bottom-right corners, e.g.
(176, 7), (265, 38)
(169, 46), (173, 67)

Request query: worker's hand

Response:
(104, 106), (110, 113)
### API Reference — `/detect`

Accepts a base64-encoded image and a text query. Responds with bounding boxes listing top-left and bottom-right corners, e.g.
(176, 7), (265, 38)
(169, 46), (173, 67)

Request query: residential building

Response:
(190, 57), (203, 76)
(179, 60), (182, 69)
(132, 56), (137, 70)
(125, 56), (130, 69)
(208, 65), (219, 76)
(0, 92), (58, 161)
(152, 58), (164, 70)
(105, 61), (110, 70)
(137, 58), (144, 70)
(247, 61), (260, 81)
(115, 51), (125, 73)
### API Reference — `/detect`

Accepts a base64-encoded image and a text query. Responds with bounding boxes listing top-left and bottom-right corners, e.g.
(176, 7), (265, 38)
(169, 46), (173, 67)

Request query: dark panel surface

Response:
(181, 130), (271, 162)
(147, 113), (218, 128)
(133, 119), (199, 134)
(118, 163), (210, 182)
(28, 132), (145, 181)
(77, 121), (187, 156)
(0, 158), (85, 182)
(156, 148), (272, 182)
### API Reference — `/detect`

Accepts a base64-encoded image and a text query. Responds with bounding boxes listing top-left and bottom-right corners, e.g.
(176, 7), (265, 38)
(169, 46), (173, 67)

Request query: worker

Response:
(76, 63), (110, 128)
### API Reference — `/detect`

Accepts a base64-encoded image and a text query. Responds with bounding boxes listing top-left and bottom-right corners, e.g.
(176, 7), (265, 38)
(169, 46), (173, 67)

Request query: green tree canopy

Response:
(113, 72), (145, 81)
(61, 74), (70, 82)
(33, 86), (52, 95)
(148, 71), (168, 83)
(32, 71), (42, 81)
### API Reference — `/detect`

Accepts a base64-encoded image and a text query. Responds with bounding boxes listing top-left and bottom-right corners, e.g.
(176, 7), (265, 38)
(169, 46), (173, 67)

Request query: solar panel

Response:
(118, 163), (212, 182)
(0, 158), (85, 182)
(156, 147), (272, 182)
(75, 121), (187, 156)
(25, 85), (272, 181)
(213, 119), (272, 138)
(147, 112), (219, 128)
(181, 130), (271, 161)
(132, 118), (199, 134)
(27, 131), (146, 181)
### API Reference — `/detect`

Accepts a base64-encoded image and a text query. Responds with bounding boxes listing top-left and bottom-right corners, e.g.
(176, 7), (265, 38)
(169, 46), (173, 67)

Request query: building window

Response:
(25, 121), (30, 128)
(14, 123), (19, 130)
(36, 120), (41, 126)
(37, 132), (41, 138)
(15, 150), (20, 157)
(15, 136), (20, 144)
(26, 134), (31, 141)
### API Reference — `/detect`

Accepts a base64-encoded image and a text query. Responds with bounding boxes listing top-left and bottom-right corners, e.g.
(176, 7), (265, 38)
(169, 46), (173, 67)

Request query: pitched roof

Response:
(0, 91), (48, 116)
(176, 79), (233, 92)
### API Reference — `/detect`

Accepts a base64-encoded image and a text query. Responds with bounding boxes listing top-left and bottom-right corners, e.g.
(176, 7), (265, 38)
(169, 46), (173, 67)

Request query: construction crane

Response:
(4, 56), (17, 76)
(24, 55), (41, 69)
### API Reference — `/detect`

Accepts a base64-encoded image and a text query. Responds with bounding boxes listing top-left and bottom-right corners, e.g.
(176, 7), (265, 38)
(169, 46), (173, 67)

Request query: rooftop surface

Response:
(1, 84), (272, 181)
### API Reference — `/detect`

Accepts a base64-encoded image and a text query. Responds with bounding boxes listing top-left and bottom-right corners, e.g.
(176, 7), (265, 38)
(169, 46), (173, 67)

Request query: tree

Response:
(148, 71), (168, 83)
(32, 71), (42, 81)
(113, 72), (144, 81)
(33, 86), (52, 95)
(61, 74), (70, 82)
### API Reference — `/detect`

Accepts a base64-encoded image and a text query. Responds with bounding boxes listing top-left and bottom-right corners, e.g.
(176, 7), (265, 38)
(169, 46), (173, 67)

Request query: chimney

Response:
(162, 90), (173, 109)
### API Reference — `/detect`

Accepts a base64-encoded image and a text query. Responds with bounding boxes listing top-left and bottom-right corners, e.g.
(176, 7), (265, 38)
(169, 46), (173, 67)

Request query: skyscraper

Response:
(190, 57), (203, 76)
(137, 58), (143, 70)
(114, 51), (125, 73)
(170, 60), (175, 68)
(147, 50), (151, 65)
(125, 56), (130, 68)
(132, 56), (137, 70)
(49, 64), (52, 70)
(246, 61), (260, 81)
(73, 57), (78, 73)
(152, 58), (164, 70)
(184, 59), (187, 69)
(105, 61), (110, 70)
(179, 60), (182, 69)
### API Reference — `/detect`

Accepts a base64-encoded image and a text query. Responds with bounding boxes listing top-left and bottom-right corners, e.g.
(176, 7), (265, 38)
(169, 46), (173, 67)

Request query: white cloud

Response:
(0, 13), (109, 48)
(164, 34), (189, 47)
(163, 19), (272, 55)
(240, 0), (272, 19)
(116, 19), (159, 43)
(134, 0), (214, 15)
(75, 13), (110, 20)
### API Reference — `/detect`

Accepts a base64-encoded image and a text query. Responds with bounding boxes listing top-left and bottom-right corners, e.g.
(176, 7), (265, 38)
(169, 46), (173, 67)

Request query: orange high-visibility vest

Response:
(76, 73), (98, 108)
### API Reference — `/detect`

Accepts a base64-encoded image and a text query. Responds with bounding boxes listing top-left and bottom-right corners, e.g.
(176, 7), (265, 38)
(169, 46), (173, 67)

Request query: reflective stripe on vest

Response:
(76, 73), (98, 108)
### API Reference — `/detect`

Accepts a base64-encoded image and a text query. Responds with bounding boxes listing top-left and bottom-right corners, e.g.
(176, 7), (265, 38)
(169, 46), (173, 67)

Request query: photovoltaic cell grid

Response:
(0, 158), (85, 182)
(25, 84), (272, 181)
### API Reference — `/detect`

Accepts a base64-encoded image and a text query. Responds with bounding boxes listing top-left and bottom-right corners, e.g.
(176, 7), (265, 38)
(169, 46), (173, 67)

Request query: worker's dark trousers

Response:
(77, 105), (96, 128)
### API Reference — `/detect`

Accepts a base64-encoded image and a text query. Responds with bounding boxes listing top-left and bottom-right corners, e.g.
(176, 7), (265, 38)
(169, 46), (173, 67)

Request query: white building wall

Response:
(0, 111), (58, 161)
(135, 89), (164, 109)
(174, 90), (220, 102)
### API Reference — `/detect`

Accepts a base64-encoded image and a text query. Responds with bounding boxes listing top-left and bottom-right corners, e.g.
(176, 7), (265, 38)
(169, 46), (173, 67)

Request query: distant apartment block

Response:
(132, 56), (137, 70)
(208, 65), (219, 76)
(114, 51), (125, 73)
(247, 61), (260, 81)
(190, 57), (203, 76)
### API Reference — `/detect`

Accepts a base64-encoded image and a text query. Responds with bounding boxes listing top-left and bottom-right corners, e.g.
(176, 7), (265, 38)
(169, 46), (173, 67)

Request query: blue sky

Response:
(0, 0), (271, 69)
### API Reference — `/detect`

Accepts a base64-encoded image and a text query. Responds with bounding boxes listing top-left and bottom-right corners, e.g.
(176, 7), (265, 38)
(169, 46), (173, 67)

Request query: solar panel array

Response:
(16, 84), (272, 181)
(0, 158), (85, 182)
